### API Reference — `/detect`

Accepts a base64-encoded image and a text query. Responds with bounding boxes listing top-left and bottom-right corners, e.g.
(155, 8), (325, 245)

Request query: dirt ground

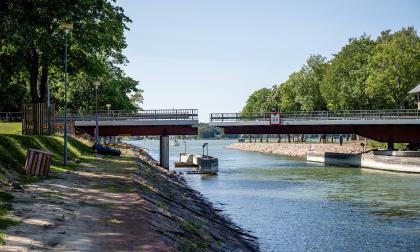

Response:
(1, 156), (174, 252)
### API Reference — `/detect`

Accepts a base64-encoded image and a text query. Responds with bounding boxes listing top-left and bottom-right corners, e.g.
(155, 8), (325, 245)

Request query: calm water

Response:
(129, 139), (420, 251)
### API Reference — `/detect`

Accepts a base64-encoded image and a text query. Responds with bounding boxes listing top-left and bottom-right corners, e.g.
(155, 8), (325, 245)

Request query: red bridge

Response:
(55, 109), (199, 168)
(209, 110), (420, 148)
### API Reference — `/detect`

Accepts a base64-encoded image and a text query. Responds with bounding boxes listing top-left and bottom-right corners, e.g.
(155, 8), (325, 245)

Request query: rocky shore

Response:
(134, 151), (259, 251)
(227, 142), (365, 158)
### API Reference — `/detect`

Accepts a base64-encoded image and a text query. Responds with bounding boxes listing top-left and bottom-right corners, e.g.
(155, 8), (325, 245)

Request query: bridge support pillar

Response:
(387, 141), (394, 150)
(160, 135), (169, 169)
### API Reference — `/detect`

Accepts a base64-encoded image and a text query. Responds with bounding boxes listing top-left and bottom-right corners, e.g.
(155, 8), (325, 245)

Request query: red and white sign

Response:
(269, 112), (281, 125)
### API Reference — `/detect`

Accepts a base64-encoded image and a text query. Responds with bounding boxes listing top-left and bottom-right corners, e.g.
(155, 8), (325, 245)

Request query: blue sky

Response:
(117, 0), (420, 121)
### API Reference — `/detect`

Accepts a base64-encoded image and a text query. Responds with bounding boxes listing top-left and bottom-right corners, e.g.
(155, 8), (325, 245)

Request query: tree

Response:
(241, 27), (418, 114)
(198, 123), (222, 139)
(242, 88), (271, 114)
(0, 0), (131, 104)
(366, 27), (420, 109)
(261, 85), (281, 112)
(321, 35), (376, 110)
(0, 53), (28, 111)
(278, 74), (300, 112)
(48, 64), (142, 112)
(293, 54), (327, 111)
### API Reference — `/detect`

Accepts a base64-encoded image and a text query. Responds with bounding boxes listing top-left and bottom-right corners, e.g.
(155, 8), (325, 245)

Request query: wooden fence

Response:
(22, 103), (54, 135)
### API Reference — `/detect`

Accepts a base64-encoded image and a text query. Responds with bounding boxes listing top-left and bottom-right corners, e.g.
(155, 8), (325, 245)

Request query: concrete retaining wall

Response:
(372, 150), (420, 157)
(180, 153), (194, 163)
(307, 151), (420, 173)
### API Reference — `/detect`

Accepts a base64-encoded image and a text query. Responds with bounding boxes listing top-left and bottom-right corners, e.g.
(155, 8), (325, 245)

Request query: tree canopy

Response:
(0, 0), (142, 112)
(242, 27), (420, 113)
(366, 27), (420, 109)
(242, 88), (271, 114)
(321, 35), (375, 110)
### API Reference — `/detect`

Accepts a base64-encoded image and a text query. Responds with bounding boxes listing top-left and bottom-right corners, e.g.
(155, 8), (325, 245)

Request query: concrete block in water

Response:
(307, 151), (420, 173)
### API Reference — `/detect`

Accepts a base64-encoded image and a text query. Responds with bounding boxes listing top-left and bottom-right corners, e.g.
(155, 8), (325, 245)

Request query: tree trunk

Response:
(27, 46), (39, 103)
(39, 64), (49, 103)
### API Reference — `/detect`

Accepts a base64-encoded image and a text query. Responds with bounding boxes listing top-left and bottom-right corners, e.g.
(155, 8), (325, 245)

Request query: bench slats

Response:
(25, 149), (52, 176)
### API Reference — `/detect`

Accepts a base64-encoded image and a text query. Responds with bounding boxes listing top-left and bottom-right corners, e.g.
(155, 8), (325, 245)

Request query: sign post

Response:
(269, 112), (281, 125)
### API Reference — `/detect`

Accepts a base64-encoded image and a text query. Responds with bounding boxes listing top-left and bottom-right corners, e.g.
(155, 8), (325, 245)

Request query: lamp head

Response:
(93, 81), (100, 89)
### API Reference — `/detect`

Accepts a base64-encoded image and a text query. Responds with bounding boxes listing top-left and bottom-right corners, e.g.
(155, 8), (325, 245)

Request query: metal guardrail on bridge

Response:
(55, 109), (199, 122)
(210, 109), (420, 122)
(0, 112), (22, 121)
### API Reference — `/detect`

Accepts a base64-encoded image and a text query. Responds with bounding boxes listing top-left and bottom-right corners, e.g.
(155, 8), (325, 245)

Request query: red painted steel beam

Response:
(222, 124), (420, 143)
(77, 125), (198, 136)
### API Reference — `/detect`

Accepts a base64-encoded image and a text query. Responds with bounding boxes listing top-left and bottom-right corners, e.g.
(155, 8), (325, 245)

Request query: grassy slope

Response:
(0, 133), (93, 243)
(0, 134), (93, 178)
(0, 123), (21, 135)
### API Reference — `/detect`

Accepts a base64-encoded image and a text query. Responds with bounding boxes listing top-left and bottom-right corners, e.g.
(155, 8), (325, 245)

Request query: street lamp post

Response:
(59, 22), (73, 166)
(106, 104), (111, 118)
(94, 81), (100, 144)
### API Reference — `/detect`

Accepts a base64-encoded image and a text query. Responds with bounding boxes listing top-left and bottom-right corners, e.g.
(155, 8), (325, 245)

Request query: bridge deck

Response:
(209, 110), (420, 143)
(209, 110), (420, 126)
(56, 109), (199, 136)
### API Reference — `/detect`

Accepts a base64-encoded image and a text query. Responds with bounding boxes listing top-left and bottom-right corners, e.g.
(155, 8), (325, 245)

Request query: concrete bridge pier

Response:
(388, 141), (394, 150)
(160, 135), (169, 169)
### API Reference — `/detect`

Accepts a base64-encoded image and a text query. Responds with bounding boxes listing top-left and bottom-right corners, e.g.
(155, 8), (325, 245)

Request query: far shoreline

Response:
(226, 141), (366, 159)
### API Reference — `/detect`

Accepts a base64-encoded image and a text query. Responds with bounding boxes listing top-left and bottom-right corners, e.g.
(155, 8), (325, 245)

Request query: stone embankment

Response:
(134, 152), (259, 251)
(227, 142), (365, 158)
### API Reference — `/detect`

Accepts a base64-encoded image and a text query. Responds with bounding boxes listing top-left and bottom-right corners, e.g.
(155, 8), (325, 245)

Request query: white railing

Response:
(0, 112), (22, 121)
(55, 109), (198, 122)
(210, 109), (420, 122)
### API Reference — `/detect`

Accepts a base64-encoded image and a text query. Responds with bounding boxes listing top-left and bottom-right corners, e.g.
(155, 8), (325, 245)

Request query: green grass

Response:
(0, 123), (21, 135)
(368, 140), (408, 150)
(0, 191), (20, 244)
(92, 183), (133, 193)
(0, 134), (93, 181)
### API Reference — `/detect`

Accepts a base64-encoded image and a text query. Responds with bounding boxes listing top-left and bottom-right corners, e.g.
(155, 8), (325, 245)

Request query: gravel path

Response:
(2, 157), (172, 252)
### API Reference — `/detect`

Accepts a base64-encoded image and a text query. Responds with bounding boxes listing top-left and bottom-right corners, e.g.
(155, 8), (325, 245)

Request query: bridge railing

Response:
(0, 112), (23, 122)
(210, 109), (420, 122)
(54, 109), (198, 121)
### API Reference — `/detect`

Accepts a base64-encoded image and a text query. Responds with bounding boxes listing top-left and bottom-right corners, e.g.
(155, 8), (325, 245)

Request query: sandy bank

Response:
(227, 142), (365, 158)
(2, 156), (170, 251)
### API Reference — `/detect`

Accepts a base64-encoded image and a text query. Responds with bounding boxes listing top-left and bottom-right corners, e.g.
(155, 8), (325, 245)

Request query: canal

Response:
(129, 139), (420, 251)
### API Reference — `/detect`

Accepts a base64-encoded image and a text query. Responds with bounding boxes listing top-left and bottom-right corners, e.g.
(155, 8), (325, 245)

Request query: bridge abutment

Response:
(160, 135), (169, 169)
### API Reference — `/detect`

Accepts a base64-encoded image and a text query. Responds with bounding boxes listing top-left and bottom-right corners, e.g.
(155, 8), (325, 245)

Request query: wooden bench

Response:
(24, 149), (52, 176)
